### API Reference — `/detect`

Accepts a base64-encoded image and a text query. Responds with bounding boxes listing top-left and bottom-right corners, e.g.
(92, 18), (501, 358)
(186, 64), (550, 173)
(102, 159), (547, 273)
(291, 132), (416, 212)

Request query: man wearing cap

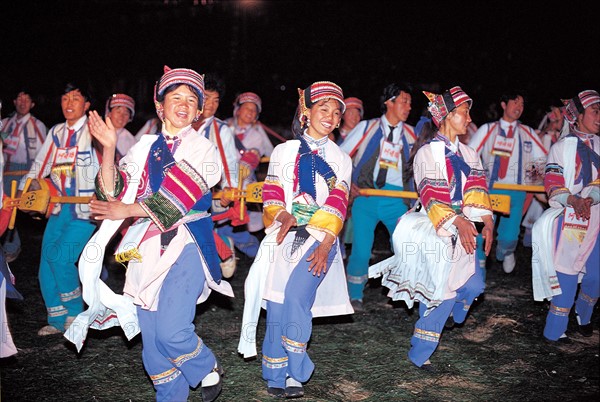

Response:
(469, 90), (547, 274)
(532, 89), (600, 343)
(104, 93), (136, 162)
(339, 83), (416, 311)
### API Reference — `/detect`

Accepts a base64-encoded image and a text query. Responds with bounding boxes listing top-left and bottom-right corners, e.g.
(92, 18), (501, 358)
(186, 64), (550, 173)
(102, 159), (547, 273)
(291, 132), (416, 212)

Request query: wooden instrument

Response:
(213, 181), (511, 215)
(4, 178), (92, 220)
(357, 188), (511, 215)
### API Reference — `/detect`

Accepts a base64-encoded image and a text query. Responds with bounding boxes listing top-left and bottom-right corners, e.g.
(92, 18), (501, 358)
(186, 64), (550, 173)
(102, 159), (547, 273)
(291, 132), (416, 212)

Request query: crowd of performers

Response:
(0, 66), (597, 401)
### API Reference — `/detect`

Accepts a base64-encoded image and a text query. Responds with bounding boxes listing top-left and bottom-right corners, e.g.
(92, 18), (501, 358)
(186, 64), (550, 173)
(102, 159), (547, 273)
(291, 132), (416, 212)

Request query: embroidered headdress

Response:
(423, 86), (472, 127)
(234, 92), (262, 116)
(297, 81), (346, 127)
(344, 97), (364, 118)
(562, 90), (600, 125)
(154, 66), (205, 120)
(105, 93), (135, 122)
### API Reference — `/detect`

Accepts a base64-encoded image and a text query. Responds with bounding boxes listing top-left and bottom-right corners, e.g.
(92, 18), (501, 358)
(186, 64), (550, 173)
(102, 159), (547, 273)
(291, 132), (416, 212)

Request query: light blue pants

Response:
(346, 184), (407, 301)
(138, 244), (217, 402)
(39, 207), (96, 330)
(261, 240), (334, 389)
(544, 233), (599, 341)
(408, 265), (485, 367)
(491, 189), (526, 261)
(216, 223), (259, 258)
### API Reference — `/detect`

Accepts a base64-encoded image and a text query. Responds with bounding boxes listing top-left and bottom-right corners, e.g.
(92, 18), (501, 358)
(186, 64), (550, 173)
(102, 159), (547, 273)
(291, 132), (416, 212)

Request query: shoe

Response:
(410, 359), (437, 373)
(285, 377), (304, 398)
(350, 299), (364, 312)
(201, 360), (224, 402)
(502, 253), (516, 273)
(38, 325), (62, 336)
(578, 323), (593, 337)
(544, 333), (572, 345)
(220, 237), (237, 279)
(267, 386), (286, 398)
(577, 315), (594, 337)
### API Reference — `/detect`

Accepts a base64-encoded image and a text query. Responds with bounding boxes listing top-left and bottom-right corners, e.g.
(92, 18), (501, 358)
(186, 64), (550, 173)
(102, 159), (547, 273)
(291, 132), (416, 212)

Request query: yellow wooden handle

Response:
(492, 183), (545, 193)
(8, 180), (18, 230)
(358, 188), (511, 215)
(238, 165), (246, 221)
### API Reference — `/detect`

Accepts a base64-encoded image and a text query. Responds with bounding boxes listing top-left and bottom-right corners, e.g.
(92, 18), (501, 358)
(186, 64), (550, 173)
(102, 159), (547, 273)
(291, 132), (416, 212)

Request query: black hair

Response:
(15, 88), (36, 103)
(500, 89), (527, 105)
(155, 83), (202, 104)
(290, 98), (344, 139)
(405, 114), (438, 188)
(203, 73), (226, 99)
(63, 82), (92, 104)
(380, 82), (413, 114)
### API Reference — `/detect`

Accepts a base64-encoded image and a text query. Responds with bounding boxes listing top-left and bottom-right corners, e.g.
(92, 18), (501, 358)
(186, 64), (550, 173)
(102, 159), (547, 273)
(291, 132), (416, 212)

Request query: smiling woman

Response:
(65, 66), (234, 402)
(238, 81), (354, 399)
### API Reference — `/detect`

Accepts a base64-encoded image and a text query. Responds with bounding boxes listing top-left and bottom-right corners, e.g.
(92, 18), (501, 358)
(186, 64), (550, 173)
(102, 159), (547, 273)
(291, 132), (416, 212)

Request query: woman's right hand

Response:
(568, 195), (593, 220)
(454, 216), (478, 254)
(88, 110), (117, 150)
(275, 210), (297, 244)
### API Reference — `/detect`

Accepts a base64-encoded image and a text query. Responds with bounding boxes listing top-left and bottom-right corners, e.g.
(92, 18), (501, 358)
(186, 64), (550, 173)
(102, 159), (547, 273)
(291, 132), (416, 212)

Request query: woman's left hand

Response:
(306, 233), (335, 277)
(454, 216), (478, 254)
(481, 215), (495, 256)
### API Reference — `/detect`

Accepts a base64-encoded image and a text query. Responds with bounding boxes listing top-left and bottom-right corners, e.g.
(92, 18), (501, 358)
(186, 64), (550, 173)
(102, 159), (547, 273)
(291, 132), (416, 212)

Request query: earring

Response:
(336, 122), (340, 128)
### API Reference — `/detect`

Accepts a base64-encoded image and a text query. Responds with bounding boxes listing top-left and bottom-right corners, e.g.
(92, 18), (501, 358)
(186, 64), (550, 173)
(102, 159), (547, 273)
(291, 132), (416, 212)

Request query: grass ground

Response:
(1, 216), (598, 401)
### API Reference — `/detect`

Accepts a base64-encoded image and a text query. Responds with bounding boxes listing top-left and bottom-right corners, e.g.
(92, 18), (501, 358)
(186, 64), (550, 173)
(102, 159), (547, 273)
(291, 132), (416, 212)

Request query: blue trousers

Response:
(216, 223), (259, 258)
(544, 235), (600, 341)
(408, 266), (485, 367)
(137, 244), (217, 402)
(491, 189), (526, 261)
(346, 184), (407, 301)
(262, 240), (334, 388)
(39, 207), (96, 330)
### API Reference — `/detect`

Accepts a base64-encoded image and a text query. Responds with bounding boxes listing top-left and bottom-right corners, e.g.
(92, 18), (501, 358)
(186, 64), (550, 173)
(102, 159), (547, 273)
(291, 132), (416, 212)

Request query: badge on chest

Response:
(379, 140), (402, 169)
(491, 135), (515, 157)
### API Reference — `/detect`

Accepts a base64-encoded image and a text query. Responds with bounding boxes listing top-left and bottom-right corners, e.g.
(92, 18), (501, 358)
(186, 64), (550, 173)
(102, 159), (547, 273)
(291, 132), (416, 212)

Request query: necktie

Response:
(497, 124), (514, 180)
(12, 121), (22, 137)
(375, 125), (395, 188)
(60, 128), (75, 192)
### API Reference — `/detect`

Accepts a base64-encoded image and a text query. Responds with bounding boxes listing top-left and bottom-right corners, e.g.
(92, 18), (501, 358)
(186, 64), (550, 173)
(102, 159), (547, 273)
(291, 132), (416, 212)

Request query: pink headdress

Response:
(105, 93), (135, 122)
(344, 97), (364, 118)
(297, 81), (345, 127)
(423, 86), (472, 127)
(154, 66), (205, 120)
(562, 89), (600, 125)
(234, 92), (262, 117)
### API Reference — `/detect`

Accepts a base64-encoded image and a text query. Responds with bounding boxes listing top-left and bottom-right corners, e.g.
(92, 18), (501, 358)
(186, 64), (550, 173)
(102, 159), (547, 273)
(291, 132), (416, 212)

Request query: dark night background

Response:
(1, 0), (598, 134)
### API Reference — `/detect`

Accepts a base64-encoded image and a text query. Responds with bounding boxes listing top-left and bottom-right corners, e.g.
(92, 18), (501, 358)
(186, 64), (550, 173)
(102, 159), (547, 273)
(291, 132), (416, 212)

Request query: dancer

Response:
(238, 81), (353, 398)
(532, 89), (599, 342)
(370, 87), (494, 371)
(69, 66), (233, 402)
